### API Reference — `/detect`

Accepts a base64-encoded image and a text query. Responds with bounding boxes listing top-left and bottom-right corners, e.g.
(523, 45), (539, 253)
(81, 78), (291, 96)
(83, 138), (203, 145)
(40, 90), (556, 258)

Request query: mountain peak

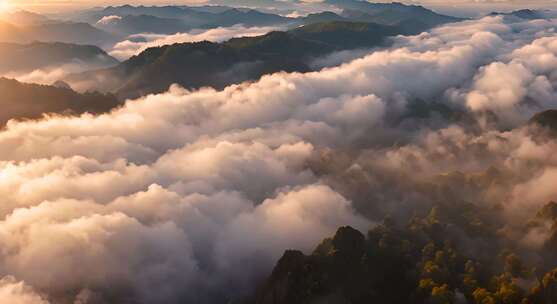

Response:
(488, 9), (545, 19)
(331, 226), (366, 258)
(529, 109), (557, 131)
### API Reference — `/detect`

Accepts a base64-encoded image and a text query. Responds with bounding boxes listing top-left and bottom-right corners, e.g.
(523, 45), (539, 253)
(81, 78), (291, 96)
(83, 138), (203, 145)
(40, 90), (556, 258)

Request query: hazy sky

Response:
(3, 0), (557, 16)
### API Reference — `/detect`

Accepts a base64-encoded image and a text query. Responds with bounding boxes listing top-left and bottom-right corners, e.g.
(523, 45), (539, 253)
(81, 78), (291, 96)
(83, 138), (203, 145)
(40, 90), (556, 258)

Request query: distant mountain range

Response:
(65, 20), (405, 99)
(96, 14), (190, 36)
(2, 3), (550, 52)
(0, 19), (118, 46)
(0, 1), (467, 102)
(75, 5), (213, 23)
(76, 5), (291, 33)
(93, 8), (291, 36)
(0, 0), (467, 50)
(487, 9), (549, 20)
(0, 42), (119, 74)
(0, 78), (119, 125)
(327, 0), (461, 32)
(74, 1), (462, 37)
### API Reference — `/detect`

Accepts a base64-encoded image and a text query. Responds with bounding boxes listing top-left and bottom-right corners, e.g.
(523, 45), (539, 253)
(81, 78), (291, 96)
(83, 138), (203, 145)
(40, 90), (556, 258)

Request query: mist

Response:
(1, 14), (557, 303)
(108, 25), (282, 60)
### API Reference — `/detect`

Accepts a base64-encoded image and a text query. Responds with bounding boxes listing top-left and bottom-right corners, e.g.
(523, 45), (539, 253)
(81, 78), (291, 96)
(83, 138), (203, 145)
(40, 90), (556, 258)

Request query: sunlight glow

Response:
(0, 0), (9, 12)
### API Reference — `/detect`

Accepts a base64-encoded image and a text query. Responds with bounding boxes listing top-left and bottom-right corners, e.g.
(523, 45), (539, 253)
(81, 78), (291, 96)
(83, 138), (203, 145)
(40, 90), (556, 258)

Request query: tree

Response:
(531, 268), (557, 303)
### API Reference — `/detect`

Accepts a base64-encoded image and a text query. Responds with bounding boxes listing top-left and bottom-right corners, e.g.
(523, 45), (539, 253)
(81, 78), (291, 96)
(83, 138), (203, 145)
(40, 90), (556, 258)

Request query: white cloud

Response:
(109, 25), (281, 60)
(96, 15), (122, 25)
(0, 277), (49, 304)
(0, 15), (557, 303)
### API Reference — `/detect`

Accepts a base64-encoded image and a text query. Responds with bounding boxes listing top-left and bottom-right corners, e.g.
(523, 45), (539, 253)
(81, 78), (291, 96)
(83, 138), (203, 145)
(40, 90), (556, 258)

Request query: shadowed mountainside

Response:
(0, 42), (119, 74)
(0, 78), (120, 125)
(66, 21), (407, 99)
(79, 5), (292, 34)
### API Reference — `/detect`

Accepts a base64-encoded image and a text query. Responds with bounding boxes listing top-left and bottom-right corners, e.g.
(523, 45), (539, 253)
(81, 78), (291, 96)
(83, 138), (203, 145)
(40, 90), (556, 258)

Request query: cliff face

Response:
(253, 226), (416, 304)
(252, 197), (557, 304)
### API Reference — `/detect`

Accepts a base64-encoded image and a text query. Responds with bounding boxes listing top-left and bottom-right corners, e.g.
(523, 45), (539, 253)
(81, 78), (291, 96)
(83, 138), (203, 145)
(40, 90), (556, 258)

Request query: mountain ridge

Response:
(0, 77), (120, 125)
(0, 41), (119, 74)
(65, 20), (404, 99)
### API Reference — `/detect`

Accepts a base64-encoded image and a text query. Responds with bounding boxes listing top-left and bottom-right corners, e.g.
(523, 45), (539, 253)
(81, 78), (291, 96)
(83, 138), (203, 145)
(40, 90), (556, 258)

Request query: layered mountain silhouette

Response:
(75, 1), (460, 37)
(200, 8), (291, 28)
(66, 20), (427, 99)
(67, 36), (312, 99)
(0, 20), (118, 46)
(96, 14), (191, 36)
(75, 5), (214, 24)
(0, 2), (461, 46)
(0, 1), (463, 119)
(0, 42), (119, 74)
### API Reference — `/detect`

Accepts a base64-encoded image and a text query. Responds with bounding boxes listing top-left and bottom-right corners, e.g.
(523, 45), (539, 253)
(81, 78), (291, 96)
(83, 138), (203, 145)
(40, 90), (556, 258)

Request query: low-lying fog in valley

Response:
(108, 25), (282, 60)
(2, 1), (557, 303)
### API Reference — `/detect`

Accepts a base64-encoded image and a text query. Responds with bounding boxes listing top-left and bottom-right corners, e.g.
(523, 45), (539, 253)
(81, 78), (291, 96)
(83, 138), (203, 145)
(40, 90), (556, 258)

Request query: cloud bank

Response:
(0, 277), (49, 304)
(1, 15), (557, 303)
(3, 63), (101, 87)
(109, 25), (281, 60)
(96, 15), (122, 25)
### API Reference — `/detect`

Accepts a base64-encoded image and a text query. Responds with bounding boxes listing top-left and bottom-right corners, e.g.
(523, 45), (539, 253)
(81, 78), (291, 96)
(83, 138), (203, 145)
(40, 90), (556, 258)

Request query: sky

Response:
(3, 0), (557, 16)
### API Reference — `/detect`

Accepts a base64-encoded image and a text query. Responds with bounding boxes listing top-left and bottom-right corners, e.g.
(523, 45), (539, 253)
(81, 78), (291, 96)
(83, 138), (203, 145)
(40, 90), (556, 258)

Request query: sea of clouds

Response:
(2, 15), (557, 303)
